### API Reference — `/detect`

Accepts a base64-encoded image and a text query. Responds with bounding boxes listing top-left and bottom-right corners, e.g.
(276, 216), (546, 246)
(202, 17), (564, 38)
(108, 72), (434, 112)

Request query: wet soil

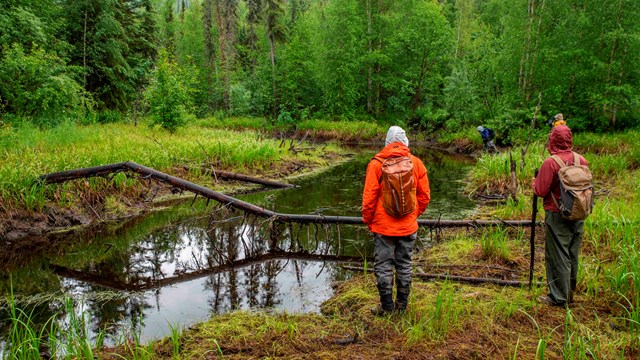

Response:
(0, 154), (333, 255)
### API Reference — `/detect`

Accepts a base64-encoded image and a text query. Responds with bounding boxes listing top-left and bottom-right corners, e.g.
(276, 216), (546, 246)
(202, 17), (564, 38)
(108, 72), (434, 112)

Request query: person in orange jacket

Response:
(362, 126), (431, 315)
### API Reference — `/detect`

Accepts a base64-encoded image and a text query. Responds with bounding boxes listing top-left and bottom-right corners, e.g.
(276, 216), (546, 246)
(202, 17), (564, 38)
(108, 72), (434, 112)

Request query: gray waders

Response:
(372, 232), (416, 314)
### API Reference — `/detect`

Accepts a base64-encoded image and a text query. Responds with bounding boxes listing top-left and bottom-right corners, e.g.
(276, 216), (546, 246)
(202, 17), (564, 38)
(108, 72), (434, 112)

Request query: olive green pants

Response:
(544, 211), (584, 305)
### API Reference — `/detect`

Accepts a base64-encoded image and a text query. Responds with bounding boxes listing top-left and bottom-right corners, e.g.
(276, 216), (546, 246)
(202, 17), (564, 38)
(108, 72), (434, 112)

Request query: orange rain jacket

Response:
(362, 142), (431, 236)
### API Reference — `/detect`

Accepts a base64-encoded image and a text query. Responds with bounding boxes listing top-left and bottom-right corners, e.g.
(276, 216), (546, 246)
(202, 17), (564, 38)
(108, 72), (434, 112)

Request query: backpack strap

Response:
(551, 191), (561, 211)
(550, 155), (566, 168)
(372, 156), (384, 184)
(549, 155), (566, 212)
(573, 152), (580, 166)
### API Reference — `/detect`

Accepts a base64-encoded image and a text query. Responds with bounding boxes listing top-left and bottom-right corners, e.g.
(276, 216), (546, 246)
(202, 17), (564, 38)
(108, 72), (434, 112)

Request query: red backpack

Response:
(374, 156), (417, 218)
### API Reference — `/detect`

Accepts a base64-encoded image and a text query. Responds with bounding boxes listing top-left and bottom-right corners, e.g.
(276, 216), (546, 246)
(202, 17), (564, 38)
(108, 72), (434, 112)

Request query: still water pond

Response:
(1, 148), (476, 345)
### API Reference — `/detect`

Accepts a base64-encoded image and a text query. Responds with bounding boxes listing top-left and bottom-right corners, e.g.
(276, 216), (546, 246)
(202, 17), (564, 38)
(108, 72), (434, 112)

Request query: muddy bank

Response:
(0, 155), (338, 248)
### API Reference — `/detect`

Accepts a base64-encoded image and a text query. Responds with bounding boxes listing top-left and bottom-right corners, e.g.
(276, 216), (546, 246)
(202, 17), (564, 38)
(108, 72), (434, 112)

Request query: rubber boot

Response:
(395, 287), (410, 313)
(371, 292), (394, 316)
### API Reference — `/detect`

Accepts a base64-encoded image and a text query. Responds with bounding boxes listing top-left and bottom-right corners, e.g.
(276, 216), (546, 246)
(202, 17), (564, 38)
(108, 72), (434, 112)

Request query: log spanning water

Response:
(39, 161), (540, 228)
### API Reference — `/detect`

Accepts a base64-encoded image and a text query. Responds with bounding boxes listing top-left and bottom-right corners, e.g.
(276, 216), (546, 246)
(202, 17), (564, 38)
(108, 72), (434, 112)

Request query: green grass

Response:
(479, 227), (516, 263)
(438, 126), (484, 146)
(467, 131), (640, 357)
(0, 120), (300, 211)
(404, 281), (466, 343)
(196, 116), (390, 142)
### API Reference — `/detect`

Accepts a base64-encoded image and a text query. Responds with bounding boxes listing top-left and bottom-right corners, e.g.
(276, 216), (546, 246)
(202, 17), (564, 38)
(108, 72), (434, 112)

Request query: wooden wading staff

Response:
(529, 168), (539, 289)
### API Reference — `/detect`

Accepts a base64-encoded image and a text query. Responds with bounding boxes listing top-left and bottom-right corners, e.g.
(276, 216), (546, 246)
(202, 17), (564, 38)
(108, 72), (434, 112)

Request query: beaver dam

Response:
(1, 147), (530, 347)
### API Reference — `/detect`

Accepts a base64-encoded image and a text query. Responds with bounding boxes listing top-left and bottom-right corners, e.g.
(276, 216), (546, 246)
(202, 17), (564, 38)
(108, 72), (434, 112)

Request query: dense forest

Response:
(1, 0), (639, 138)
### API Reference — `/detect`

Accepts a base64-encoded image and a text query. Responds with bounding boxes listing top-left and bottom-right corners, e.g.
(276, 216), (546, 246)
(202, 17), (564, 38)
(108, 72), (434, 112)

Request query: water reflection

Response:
(1, 147), (476, 345)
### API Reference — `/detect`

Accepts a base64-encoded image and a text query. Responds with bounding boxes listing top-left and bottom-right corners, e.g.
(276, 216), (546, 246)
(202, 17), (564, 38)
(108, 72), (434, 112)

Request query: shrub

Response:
(0, 44), (89, 125)
(144, 49), (197, 132)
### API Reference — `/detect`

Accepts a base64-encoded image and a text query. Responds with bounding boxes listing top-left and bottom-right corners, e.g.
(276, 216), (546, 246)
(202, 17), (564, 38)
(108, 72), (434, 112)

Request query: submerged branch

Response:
(50, 250), (368, 291)
(194, 165), (297, 188)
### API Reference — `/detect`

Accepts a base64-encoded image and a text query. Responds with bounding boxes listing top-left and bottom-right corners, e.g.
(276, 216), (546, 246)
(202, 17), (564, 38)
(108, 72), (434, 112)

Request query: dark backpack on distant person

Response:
(487, 128), (495, 141)
(550, 152), (594, 221)
(374, 156), (417, 218)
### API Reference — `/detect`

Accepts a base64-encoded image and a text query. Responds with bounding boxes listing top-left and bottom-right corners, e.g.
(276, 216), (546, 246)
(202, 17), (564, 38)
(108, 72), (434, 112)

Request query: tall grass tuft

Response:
(479, 227), (513, 263)
(405, 281), (464, 343)
(167, 322), (181, 359)
(3, 283), (57, 360)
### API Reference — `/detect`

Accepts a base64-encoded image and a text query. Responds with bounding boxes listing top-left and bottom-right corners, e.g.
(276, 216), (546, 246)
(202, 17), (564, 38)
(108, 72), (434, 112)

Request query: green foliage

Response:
(2, 0), (640, 130)
(144, 49), (197, 132)
(0, 5), (48, 49)
(62, 0), (158, 111)
(315, 0), (365, 116)
(0, 44), (89, 124)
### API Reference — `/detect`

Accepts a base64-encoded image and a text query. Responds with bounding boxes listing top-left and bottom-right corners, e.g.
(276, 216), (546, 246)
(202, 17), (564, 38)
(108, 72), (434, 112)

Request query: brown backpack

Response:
(550, 152), (594, 221)
(374, 156), (417, 218)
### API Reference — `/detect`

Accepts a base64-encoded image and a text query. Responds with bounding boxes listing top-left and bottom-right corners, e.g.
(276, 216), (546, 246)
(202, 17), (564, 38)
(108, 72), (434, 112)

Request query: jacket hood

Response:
(548, 125), (572, 155)
(385, 126), (409, 147)
(375, 142), (411, 159)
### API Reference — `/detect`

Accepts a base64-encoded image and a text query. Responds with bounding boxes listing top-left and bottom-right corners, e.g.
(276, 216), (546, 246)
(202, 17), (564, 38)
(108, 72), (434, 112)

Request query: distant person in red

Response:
(533, 125), (589, 307)
(362, 126), (431, 315)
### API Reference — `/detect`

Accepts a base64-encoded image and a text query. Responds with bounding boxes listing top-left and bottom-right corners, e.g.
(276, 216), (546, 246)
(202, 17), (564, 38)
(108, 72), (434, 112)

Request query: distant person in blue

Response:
(477, 126), (497, 153)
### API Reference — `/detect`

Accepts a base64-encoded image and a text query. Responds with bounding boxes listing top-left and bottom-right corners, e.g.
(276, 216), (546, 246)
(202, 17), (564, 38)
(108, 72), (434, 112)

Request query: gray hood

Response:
(385, 126), (409, 147)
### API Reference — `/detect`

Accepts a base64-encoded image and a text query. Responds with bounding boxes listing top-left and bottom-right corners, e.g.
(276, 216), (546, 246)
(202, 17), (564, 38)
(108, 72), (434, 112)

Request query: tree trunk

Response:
(83, 7), (88, 87)
(215, 0), (230, 110)
(203, 0), (216, 111)
(526, 0), (546, 103)
(411, 49), (428, 114)
(366, 0), (373, 113)
(518, 0), (535, 102)
(269, 34), (278, 121)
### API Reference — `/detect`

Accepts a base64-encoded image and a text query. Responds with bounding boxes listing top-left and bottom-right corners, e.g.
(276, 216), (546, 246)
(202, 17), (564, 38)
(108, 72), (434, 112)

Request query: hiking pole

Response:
(529, 168), (539, 290)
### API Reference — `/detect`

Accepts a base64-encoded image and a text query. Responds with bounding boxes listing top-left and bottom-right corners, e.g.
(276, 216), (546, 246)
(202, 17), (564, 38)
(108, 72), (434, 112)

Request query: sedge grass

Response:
(196, 116), (389, 142)
(167, 322), (181, 359)
(0, 120), (298, 211)
(479, 227), (514, 263)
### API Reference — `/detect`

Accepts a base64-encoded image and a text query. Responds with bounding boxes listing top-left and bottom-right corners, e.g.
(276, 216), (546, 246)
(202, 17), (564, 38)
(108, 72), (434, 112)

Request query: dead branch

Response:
(39, 162), (541, 228)
(196, 166), (296, 189)
(521, 91), (542, 171)
(343, 265), (541, 287)
(417, 263), (519, 273)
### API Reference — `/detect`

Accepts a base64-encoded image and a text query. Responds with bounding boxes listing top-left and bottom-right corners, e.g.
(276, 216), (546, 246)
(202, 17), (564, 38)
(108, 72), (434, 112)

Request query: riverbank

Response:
(0, 119), (351, 243)
(3, 119), (637, 359)
(96, 129), (637, 359)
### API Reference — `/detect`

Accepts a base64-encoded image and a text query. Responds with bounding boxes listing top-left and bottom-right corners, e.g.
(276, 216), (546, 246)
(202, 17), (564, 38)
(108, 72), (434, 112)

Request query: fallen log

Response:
(39, 162), (542, 228)
(194, 165), (296, 188)
(342, 265), (542, 287)
(416, 263), (519, 273)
